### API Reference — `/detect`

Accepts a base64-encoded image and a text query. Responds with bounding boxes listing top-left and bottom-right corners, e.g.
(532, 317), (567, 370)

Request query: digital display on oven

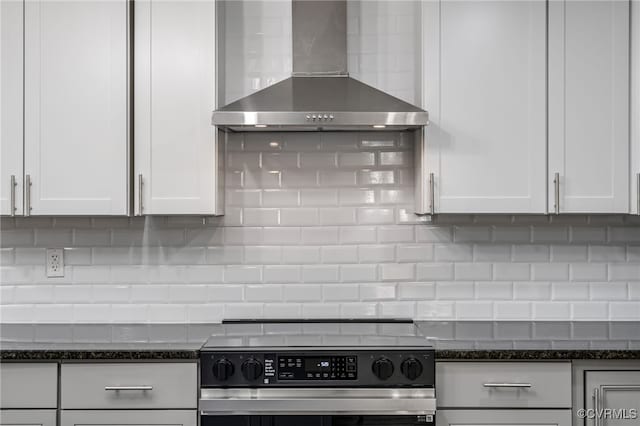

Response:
(305, 358), (331, 373)
(278, 355), (357, 380)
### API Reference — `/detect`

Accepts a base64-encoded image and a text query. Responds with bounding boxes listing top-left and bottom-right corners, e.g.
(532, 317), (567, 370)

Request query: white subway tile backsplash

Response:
(416, 263), (454, 281)
(589, 282), (628, 301)
(34, 229), (73, 247)
(246, 284), (283, 302)
(436, 282), (475, 300)
(455, 301), (493, 319)
(492, 226), (531, 243)
(396, 244), (433, 262)
(609, 264), (640, 281)
(225, 266), (262, 283)
(397, 282), (435, 300)
(589, 245), (626, 262)
(282, 247), (320, 264)
(454, 227), (492, 243)
(494, 302), (532, 320)
(473, 244), (511, 261)
(570, 227), (607, 243)
(531, 263), (569, 281)
(377, 226), (414, 243)
(3, 131), (640, 322)
(380, 263), (414, 281)
(340, 265), (377, 282)
(243, 208), (280, 226)
(339, 226), (377, 244)
(570, 263), (608, 282)
(514, 282), (551, 300)
(302, 265), (339, 283)
(360, 245), (396, 263)
(319, 208), (357, 225)
(552, 282), (589, 301)
(550, 245), (588, 262)
(475, 282), (513, 300)
(454, 263), (492, 281)
(434, 244), (473, 262)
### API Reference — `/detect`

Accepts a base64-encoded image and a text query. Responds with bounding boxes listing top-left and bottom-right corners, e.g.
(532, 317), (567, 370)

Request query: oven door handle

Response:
(199, 388), (436, 416)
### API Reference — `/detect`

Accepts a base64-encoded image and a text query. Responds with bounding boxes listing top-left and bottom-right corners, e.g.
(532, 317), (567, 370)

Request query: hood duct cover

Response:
(213, 0), (428, 132)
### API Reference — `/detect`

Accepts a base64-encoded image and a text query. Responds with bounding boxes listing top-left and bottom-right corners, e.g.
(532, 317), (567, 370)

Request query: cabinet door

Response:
(60, 410), (196, 426)
(134, 0), (222, 216)
(0, 0), (23, 216)
(632, 0), (640, 214)
(548, 0), (630, 213)
(437, 410), (571, 426)
(24, 0), (129, 215)
(585, 371), (640, 426)
(421, 0), (546, 214)
(0, 410), (56, 426)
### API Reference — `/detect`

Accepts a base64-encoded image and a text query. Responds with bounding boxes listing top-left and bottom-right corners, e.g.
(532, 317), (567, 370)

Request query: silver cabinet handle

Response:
(25, 174), (31, 217)
(637, 173), (639, 215)
(105, 386), (153, 391)
(10, 175), (16, 216)
(483, 383), (532, 388)
(593, 387), (600, 426)
(553, 172), (560, 215)
(429, 172), (435, 215)
(137, 174), (143, 216)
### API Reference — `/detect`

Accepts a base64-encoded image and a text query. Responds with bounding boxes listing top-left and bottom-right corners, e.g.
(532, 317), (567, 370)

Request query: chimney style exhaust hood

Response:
(212, 0), (429, 132)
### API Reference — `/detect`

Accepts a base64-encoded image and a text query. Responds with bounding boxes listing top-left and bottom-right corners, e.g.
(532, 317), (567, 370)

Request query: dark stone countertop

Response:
(1, 322), (639, 361)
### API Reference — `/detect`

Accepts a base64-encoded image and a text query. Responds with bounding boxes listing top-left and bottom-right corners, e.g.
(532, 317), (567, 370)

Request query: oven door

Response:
(200, 388), (436, 426)
(201, 415), (434, 426)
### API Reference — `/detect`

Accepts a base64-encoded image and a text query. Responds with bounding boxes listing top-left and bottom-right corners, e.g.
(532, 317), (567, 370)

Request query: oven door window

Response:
(202, 416), (432, 426)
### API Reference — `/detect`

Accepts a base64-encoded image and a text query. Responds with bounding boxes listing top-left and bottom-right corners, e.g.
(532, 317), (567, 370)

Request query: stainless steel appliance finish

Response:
(212, 1), (428, 132)
(200, 320), (436, 425)
(200, 388), (436, 416)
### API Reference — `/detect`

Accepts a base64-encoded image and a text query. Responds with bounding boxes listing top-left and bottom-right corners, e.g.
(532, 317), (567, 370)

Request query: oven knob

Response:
(401, 357), (423, 380)
(241, 358), (263, 381)
(212, 359), (235, 381)
(372, 357), (394, 380)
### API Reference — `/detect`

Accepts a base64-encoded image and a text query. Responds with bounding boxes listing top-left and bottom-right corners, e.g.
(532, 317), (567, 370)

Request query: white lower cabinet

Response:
(584, 371), (640, 426)
(60, 410), (196, 426)
(0, 410), (57, 426)
(437, 409), (571, 426)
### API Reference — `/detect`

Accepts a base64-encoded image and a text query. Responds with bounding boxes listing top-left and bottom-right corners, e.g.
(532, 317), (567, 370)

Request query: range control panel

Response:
(200, 350), (434, 388)
(278, 355), (357, 380)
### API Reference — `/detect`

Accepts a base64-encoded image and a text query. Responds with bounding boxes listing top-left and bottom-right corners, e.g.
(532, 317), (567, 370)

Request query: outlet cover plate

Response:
(46, 248), (64, 278)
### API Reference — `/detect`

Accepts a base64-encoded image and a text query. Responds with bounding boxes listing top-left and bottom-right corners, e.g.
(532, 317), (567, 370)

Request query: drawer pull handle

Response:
(483, 383), (532, 388)
(105, 386), (153, 391)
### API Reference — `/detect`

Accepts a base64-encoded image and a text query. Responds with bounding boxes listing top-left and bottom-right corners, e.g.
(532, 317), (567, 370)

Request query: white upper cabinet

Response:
(0, 0), (23, 216)
(548, 0), (630, 214)
(632, 0), (640, 215)
(134, 0), (222, 216)
(421, 0), (547, 214)
(23, 0), (129, 216)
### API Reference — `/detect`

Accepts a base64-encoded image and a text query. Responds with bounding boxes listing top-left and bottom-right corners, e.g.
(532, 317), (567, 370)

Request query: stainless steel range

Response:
(199, 319), (436, 426)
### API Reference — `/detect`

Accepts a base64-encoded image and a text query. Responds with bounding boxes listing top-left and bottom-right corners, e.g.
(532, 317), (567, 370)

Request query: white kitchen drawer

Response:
(0, 409), (57, 426)
(436, 362), (572, 408)
(0, 363), (57, 409)
(60, 410), (196, 426)
(61, 362), (197, 409)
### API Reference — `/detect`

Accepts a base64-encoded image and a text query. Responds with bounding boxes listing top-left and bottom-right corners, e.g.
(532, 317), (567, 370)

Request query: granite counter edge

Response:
(2, 349), (639, 361)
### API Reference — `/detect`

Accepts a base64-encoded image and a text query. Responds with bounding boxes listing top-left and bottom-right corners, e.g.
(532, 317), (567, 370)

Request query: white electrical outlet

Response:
(46, 248), (64, 278)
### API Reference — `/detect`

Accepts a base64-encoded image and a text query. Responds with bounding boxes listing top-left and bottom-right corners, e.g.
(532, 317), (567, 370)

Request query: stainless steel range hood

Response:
(213, 0), (428, 132)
